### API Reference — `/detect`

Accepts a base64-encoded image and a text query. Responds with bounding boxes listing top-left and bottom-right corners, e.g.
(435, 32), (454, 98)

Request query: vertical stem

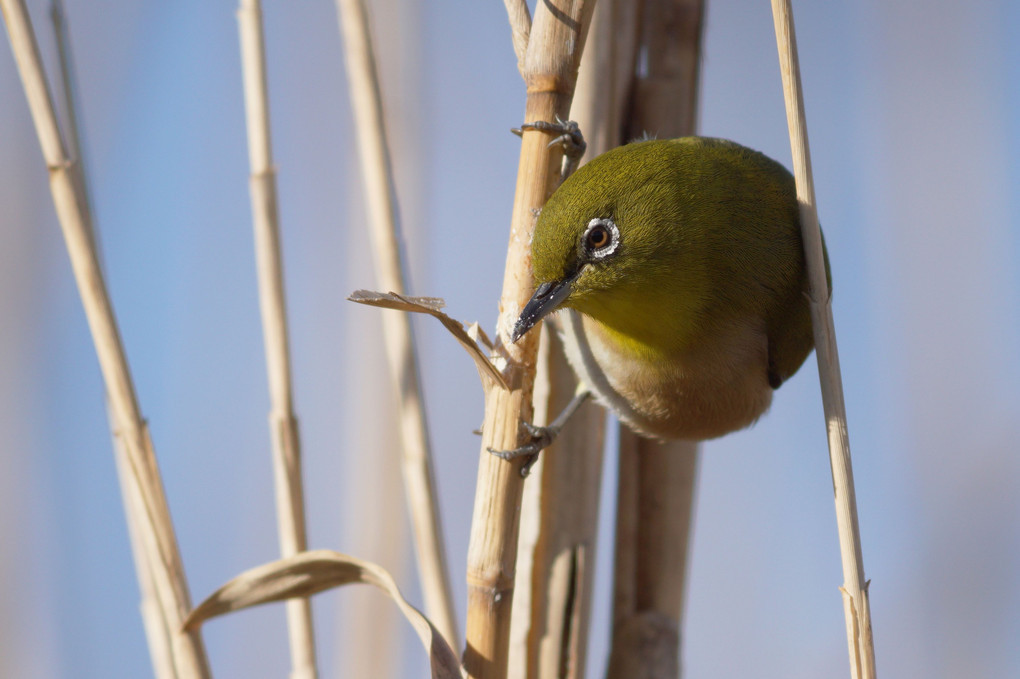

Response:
(508, 324), (605, 679)
(607, 433), (697, 679)
(112, 424), (180, 679)
(506, 2), (626, 674)
(465, 4), (596, 678)
(49, 4), (177, 677)
(1, 2), (210, 676)
(770, 2), (875, 677)
(236, 2), (318, 677)
(48, 0), (93, 240)
(604, 2), (704, 677)
(502, 0), (532, 74)
(334, 0), (460, 651)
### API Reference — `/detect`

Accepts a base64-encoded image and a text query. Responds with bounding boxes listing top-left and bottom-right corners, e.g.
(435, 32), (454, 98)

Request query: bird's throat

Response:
(574, 293), (704, 364)
(580, 314), (674, 364)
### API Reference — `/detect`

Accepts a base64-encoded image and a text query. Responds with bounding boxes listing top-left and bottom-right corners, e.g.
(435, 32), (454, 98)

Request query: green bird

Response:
(511, 137), (828, 441)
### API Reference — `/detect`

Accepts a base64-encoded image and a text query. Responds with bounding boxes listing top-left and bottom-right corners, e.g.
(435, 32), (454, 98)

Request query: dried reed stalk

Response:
(112, 419), (180, 679)
(236, 1), (318, 677)
(1, 1), (210, 676)
(464, 4), (595, 678)
(508, 324), (604, 679)
(502, 0), (531, 75)
(333, 0), (459, 651)
(607, 433), (697, 679)
(49, 4), (177, 677)
(604, 2), (704, 677)
(770, 2), (876, 677)
(571, 0), (638, 160)
(505, 3), (627, 675)
(49, 0), (91, 236)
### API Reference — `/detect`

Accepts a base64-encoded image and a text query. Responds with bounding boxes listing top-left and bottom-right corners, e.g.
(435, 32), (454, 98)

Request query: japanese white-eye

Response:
(512, 137), (828, 441)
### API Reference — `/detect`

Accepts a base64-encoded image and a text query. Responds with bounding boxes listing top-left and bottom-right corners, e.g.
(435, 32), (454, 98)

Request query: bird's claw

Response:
(486, 422), (556, 478)
(486, 390), (591, 478)
(511, 117), (586, 181)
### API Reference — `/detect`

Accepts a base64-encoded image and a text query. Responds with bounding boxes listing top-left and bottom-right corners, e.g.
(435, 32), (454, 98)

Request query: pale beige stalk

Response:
(465, 3), (596, 678)
(508, 324), (604, 679)
(571, 0), (638, 161)
(49, 0), (92, 237)
(333, 0), (459, 651)
(502, 0), (531, 74)
(236, 2), (318, 677)
(770, 2), (876, 678)
(492, 346), (605, 675)
(1, 2), (210, 676)
(112, 422), (179, 679)
(49, 5), (179, 676)
(603, 2), (705, 677)
(506, 3), (623, 674)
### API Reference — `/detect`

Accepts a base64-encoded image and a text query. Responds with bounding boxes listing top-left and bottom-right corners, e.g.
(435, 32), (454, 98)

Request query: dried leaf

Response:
(465, 322), (494, 352)
(348, 290), (508, 390)
(184, 550), (462, 678)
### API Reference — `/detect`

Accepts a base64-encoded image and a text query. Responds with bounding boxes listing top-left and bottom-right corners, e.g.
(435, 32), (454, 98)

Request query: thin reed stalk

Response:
(1, 2), (210, 676)
(49, 4), (177, 677)
(333, 0), (459, 651)
(604, 2), (704, 677)
(770, 2), (876, 678)
(49, 0), (92, 234)
(236, 1), (318, 677)
(464, 4), (596, 678)
(112, 419), (180, 679)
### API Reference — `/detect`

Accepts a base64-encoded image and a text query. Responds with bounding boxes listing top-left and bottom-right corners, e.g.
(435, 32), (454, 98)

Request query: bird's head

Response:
(512, 139), (723, 349)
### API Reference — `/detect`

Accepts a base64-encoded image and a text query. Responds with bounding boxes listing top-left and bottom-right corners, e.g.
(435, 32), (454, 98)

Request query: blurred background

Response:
(1, 0), (1018, 677)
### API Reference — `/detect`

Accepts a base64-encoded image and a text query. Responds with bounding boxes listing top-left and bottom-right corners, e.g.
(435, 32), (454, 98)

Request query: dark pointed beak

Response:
(511, 276), (575, 343)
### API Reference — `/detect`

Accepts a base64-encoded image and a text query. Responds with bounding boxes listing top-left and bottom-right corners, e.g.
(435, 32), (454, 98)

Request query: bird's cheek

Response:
(563, 284), (600, 315)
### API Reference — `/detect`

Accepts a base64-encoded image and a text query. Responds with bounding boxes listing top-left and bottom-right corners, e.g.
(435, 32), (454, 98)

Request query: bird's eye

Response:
(582, 217), (620, 260)
(586, 225), (610, 249)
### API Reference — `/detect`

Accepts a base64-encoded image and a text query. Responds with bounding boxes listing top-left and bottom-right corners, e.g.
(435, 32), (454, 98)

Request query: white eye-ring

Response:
(582, 217), (620, 260)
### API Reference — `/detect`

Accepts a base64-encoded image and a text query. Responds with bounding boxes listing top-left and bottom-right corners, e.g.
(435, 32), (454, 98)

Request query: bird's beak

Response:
(511, 275), (575, 343)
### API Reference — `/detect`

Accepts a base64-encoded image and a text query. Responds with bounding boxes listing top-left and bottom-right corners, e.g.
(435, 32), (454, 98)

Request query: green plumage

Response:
(519, 137), (829, 440)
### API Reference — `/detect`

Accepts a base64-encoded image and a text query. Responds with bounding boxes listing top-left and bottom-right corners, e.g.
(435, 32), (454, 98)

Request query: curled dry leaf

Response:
(348, 290), (508, 391)
(184, 550), (463, 679)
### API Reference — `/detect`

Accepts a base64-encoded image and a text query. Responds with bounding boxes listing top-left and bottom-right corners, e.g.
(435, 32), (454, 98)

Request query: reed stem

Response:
(1, 2), (210, 675)
(236, 1), (318, 676)
(770, 2), (876, 677)
(604, 2), (705, 676)
(334, 0), (460, 651)
(464, 4), (596, 678)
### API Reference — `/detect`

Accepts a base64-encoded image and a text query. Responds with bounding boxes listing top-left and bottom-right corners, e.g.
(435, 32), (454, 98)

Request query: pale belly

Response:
(560, 311), (774, 440)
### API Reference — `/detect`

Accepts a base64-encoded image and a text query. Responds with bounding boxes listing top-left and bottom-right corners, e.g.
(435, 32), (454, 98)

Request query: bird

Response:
(510, 136), (828, 442)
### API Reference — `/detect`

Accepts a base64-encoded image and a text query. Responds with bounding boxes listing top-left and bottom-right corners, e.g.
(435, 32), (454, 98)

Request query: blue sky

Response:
(1, 1), (1018, 677)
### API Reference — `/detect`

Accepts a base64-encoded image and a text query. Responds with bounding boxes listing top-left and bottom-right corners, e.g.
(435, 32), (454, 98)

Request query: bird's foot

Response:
(487, 421), (553, 477)
(512, 117), (586, 181)
(486, 389), (592, 477)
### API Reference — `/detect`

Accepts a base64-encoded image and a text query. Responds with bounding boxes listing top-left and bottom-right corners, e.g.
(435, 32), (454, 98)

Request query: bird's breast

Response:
(561, 312), (774, 440)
